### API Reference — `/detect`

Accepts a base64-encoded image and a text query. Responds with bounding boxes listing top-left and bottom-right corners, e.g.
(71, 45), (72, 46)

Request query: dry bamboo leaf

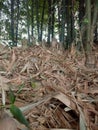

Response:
(7, 50), (16, 72)
(79, 114), (86, 130)
(0, 75), (11, 92)
(20, 93), (57, 113)
(1, 60), (10, 70)
(54, 93), (76, 110)
(20, 62), (30, 73)
(72, 95), (87, 130)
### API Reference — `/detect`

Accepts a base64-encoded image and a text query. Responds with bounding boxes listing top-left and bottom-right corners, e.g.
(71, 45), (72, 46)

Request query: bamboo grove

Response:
(0, 0), (98, 50)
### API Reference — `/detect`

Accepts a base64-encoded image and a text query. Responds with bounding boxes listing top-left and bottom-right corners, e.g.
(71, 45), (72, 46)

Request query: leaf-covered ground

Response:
(0, 44), (98, 130)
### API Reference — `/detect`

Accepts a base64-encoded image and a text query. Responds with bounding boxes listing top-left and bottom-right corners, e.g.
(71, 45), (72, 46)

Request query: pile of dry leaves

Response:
(0, 44), (98, 130)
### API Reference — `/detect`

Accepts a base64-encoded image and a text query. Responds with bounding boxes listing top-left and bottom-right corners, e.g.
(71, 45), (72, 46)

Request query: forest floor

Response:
(0, 44), (98, 130)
